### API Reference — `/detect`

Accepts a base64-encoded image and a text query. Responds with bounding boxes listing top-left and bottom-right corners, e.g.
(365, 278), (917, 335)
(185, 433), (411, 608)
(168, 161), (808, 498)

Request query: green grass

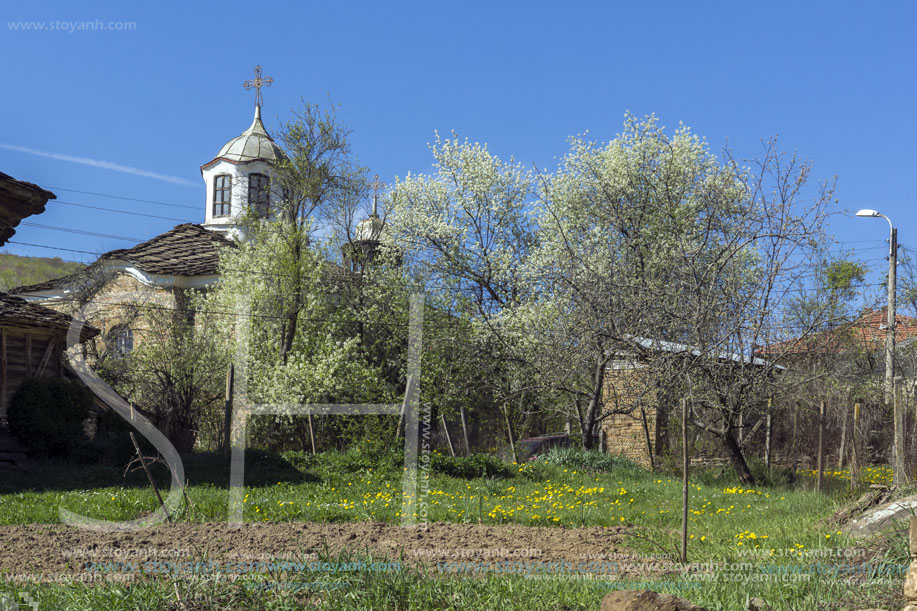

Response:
(0, 448), (908, 609)
(0, 252), (84, 291)
(0, 546), (906, 611)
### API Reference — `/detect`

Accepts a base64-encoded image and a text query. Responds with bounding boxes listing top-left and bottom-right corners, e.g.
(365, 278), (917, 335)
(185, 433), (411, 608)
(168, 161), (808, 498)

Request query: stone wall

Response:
(39, 271), (177, 354)
(602, 365), (657, 469)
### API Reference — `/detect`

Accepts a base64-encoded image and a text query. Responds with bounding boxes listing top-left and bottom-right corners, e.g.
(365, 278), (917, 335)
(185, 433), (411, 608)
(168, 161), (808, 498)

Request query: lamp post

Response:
(856, 209), (900, 482)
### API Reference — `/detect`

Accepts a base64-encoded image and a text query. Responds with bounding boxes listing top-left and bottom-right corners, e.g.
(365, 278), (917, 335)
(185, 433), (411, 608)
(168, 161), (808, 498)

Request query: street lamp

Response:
(856, 208), (900, 481)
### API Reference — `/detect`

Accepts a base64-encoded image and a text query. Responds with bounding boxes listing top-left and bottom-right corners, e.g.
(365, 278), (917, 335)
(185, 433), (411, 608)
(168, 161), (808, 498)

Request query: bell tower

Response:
(200, 66), (284, 238)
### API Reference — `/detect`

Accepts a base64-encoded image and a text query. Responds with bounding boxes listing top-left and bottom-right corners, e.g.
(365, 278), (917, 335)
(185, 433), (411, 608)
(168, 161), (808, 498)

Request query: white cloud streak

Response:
(0, 143), (198, 188)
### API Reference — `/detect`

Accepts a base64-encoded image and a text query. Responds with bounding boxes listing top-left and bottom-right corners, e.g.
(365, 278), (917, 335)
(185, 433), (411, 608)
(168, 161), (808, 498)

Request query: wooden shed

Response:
(0, 293), (98, 465)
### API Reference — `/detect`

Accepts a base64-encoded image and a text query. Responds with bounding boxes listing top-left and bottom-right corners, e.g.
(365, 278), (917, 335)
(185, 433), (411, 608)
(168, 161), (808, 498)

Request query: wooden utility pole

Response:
(441, 414), (456, 457)
(222, 364), (234, 462)
(680, 398), (689, 564)
(816, 400), (826, 493)
(850, 402), (861, 489)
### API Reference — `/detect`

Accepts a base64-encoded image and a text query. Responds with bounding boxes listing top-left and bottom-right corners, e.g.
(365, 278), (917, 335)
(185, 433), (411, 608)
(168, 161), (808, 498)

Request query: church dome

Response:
(211, 106), (285, 164)
(355, 214), (384, 242)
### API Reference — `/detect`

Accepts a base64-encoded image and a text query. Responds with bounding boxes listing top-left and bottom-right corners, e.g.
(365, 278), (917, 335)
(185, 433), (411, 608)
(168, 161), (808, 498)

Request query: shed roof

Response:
(0, 172), (56, 247)
(625, 335), (782, 369)
(0, 292), (98, 341)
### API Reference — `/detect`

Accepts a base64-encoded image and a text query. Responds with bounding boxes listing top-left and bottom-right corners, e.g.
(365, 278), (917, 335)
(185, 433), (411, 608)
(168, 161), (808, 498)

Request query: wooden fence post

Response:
(792, 402), (800, 477)
(502, 405), (517, 464)
(895, 377), (908, 486)
(816, 400), (825, 493)
(130, 432), (171, 522)
(441, 414), (456, 457)
(640, 407), (655, 472)
(460, 406), (471, 456)
(850, 402), (860, 489)
(838, 402), (848, 470)
(222, 363), (234, 463)
(680, 398), (689, 564)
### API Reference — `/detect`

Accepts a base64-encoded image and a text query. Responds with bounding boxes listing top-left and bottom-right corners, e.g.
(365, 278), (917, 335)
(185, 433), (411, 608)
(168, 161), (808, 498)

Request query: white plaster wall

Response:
(201, 159), (278, 230)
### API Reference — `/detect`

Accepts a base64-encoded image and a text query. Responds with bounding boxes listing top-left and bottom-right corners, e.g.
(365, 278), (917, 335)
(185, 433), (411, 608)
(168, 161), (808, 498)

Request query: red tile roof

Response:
(755, 308), (917, 357)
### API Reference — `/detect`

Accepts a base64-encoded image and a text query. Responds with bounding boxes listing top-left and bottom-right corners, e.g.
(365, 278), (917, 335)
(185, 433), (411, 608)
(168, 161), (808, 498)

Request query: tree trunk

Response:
(721, 428), (755, 485)
(167, 414), (196, 454)
(581, 352), (609, 450)
(279, 236), (304, 365)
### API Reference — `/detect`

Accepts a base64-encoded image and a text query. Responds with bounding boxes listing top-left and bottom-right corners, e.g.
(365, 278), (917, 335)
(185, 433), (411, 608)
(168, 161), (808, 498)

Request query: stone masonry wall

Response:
(602, 366), (656, 469)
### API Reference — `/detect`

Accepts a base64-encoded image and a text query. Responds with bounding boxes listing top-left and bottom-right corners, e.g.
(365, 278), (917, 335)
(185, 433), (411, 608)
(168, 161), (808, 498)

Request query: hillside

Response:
(0, 252), (85, 292)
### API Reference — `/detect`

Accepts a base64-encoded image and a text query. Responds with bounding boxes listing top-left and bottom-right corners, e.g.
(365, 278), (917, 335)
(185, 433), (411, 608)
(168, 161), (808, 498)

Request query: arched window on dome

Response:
(248, 173), (270, 217)
(213, 174), (232, 217)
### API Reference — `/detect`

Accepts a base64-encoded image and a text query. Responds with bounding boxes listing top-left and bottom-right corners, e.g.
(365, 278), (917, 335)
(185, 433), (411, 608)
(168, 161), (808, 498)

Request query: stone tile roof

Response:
(98, 223), (235, 276)
(12, 224), (235, 294)
(0, 292), (98, 341)
(8, 271), (83, 295)
(0, 172), (56, 247)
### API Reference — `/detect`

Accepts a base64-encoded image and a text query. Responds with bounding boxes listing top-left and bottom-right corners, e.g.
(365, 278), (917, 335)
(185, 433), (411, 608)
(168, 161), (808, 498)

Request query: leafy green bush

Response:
(430, 453), (515, 479)
(535, 446), (647, 478)
(7, 378), (93, 458)
(85, 409), (148, 465)
(283, 446), (404, 476)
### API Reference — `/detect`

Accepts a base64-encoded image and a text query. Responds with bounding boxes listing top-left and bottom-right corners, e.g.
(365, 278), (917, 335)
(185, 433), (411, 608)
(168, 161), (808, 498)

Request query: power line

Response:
(0, 233), (892, 294)
(47, 186), (199, 210)
(6, 240), (98, 255)
(55, 200), (194, 222)
(21, 222), (141, 242)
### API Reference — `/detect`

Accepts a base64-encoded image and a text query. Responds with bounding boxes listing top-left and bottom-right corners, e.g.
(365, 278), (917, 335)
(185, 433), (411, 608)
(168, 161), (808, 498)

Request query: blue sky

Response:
(0, 1), (914, 291)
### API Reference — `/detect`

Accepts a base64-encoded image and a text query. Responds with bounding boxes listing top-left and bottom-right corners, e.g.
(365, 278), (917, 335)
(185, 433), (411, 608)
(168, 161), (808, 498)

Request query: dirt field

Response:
(1, 521), (639, 580)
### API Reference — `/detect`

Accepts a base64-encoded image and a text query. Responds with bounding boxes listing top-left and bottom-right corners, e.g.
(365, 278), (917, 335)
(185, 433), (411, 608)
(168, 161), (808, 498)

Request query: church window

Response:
(109, 325), (134, 356)
(213, 174), (232, 217)
(248, 173), (270, 216)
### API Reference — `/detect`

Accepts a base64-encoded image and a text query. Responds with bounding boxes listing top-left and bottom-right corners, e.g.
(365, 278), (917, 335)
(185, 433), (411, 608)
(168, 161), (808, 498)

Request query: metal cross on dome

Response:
(243, 65), (273, 108)
(371, 174), (385, 216)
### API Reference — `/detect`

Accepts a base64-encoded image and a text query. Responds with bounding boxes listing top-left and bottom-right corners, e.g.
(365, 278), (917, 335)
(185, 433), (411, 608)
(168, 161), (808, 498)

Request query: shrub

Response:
(430, 453), (515, 479)
(7, 378), (93, 458)
(283, 446), (404, 476)
(89, 409), (151, 466)
(535, 446), (647, 478)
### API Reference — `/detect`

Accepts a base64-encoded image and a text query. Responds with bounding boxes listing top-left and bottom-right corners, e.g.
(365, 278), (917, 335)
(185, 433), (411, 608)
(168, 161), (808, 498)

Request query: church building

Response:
(12, 68), (288, 353)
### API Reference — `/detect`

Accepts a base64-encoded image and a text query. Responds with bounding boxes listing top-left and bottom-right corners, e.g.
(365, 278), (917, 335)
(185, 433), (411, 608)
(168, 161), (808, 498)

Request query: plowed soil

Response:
(0, 521), (640, 581)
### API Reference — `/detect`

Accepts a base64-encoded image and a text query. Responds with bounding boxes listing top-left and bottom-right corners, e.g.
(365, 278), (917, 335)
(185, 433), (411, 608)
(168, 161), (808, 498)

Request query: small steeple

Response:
(371, 174), (381, 217)
(343, 174), (388, 270)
